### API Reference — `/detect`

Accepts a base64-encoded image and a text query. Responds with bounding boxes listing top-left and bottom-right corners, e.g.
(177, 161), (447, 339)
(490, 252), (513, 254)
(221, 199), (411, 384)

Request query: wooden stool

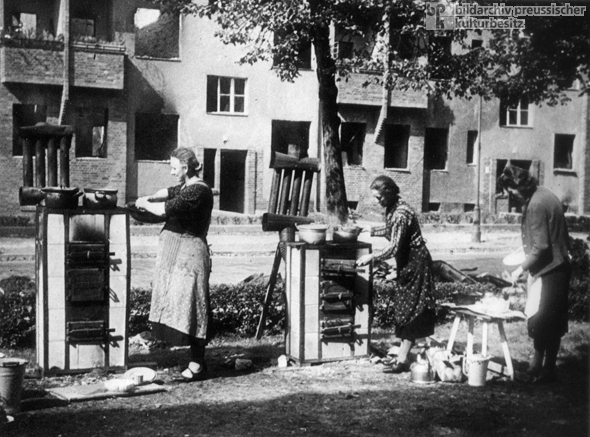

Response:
(445, 307), (515, 380)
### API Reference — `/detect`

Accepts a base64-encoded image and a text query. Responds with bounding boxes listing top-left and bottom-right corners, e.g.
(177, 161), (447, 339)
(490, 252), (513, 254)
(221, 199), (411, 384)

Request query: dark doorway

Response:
(220, 149), (247, 213)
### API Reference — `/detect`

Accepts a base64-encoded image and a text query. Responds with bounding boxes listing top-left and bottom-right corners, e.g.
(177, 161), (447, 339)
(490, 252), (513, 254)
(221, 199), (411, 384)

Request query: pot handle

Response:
(75, 191), (83, 198)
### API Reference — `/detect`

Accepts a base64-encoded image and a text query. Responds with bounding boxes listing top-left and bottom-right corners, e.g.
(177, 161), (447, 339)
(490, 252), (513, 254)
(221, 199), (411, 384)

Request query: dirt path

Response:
(5, 327), (589, 437)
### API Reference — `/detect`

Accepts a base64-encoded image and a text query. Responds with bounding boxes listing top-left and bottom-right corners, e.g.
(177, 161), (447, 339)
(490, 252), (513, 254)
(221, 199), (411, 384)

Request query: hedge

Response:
(1, 238), (588, 348)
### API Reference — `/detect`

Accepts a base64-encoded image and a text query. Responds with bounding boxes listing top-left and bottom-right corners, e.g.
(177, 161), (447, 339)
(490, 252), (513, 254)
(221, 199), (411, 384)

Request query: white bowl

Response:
(297, 224), (328, 245)
(503, 247), (525, 266)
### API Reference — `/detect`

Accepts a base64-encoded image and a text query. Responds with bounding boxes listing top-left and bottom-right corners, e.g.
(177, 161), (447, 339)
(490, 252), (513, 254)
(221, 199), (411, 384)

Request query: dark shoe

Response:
(175, 362), (208, 382)
(532, 369), (558, 384)
(383, 360), (410, 374)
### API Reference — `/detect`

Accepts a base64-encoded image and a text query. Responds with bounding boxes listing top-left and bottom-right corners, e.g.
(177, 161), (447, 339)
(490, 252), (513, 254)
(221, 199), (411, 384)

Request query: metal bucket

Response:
(462, 354), (490, 387)
(0, 358), (28, 414)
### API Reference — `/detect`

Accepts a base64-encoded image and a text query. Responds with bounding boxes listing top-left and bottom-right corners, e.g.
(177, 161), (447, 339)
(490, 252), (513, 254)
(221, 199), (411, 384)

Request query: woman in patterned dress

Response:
(135, 147), (213, 381)
(356, 175), (436, 373)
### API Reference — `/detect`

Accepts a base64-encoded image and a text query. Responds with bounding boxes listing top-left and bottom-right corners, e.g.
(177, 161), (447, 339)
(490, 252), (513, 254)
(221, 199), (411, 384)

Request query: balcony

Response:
(337, 72), (428, 109)
(0, 37), (125, 90)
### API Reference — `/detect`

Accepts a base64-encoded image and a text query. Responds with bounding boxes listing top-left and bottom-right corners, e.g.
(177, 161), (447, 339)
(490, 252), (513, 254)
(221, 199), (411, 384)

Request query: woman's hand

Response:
(356, 254), (373, 267)
(511, 266), (524, 284)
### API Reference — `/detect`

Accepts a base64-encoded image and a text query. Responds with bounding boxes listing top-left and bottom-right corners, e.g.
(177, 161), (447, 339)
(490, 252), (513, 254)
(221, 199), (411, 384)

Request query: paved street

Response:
(0, 224), (526, 287)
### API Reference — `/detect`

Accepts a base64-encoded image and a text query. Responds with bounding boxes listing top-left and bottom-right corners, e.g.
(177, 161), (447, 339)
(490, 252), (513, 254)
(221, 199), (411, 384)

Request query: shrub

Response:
(127, 281), (286, 338)
(129, 287), (152, 335)
(210, 281), (285, 337)
(0, 215), (32, 227)
(0, 276), (36, 348)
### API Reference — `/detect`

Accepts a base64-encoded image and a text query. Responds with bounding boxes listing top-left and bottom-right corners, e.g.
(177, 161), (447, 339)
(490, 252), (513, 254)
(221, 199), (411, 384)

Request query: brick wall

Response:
(0, 87), (127, 216)
(1, 45), (124, 90)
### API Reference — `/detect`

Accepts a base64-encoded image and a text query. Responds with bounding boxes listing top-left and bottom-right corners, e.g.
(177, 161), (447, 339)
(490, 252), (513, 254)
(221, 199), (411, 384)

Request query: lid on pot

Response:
(42, 186), (79, 193)
(84, 187), (118, 194)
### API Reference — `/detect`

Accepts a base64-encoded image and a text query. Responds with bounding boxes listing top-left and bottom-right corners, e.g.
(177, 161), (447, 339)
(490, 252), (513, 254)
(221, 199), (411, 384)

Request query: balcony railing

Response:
(0, 37), (125, 90)
(337, 72), (428, 109)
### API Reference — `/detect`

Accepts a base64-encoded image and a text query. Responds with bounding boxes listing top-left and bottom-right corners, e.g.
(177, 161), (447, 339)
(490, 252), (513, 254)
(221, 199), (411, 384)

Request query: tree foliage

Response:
(156, 0), (589, 220)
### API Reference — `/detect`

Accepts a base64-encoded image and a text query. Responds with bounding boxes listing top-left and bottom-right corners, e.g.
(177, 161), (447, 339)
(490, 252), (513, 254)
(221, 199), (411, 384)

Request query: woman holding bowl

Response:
(498, 165), (570, 383)
(356, 175), (437, 373)
(135, 147), (214, 381)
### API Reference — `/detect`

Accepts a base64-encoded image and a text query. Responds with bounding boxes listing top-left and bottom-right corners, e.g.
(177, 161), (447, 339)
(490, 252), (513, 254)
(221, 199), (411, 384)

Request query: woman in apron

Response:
(498, 165), (570, 383)
(136, 147), (213, 381)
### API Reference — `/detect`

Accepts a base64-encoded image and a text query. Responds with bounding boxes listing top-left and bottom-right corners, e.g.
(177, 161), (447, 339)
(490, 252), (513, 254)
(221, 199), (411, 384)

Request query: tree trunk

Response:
(312, 20), (349, 224)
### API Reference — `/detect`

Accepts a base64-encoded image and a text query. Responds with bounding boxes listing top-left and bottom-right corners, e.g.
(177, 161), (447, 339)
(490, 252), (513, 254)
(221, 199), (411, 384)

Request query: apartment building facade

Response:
(0, 0), (588, 217)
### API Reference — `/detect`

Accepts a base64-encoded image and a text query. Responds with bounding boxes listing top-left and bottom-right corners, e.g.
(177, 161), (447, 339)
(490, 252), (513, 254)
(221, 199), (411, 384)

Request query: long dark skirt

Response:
(528, 262), (570, 341)
(385, 244), (437, 341)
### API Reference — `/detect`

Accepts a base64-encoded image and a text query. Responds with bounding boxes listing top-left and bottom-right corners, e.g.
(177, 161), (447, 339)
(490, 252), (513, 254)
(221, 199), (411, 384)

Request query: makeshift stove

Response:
(19, 123), (131, 375)
(35, 207), (130, 374)
(284, 242), (372, 365)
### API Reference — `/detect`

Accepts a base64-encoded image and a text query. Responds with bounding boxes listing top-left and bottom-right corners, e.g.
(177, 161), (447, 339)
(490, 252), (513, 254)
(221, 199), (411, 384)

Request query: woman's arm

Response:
(148, 188), (170, 202)
(135, 187), (170, 217)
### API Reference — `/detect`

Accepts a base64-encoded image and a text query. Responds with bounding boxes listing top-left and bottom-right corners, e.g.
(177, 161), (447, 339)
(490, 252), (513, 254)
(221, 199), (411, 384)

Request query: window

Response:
(464, 203), (475, 213)
(335, 41), (354, 59)
(135, 113), (178, 161)
(207, 76), (247, 114)
(134, 8), (179, 58)
(424, 128), (448, 170)
(428, 35), (453, 80)
(466, 130), (478, 164)
(271, 120), (310, 158)
(74, 108), (108, 158)
(12, 104), (47, 156)
(384, 124), (410, 169)
(500, 98), (531, 127)
(340, 122), (365, 166)
(554, 134), (575, 170)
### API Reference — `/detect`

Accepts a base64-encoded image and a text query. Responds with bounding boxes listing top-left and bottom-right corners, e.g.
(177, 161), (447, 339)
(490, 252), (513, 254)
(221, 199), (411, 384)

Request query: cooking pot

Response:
(42, 187), (82, 209)
(333, 225), (362, 242)
(296, 224), (328, 245)
(83, 188), (118, 209)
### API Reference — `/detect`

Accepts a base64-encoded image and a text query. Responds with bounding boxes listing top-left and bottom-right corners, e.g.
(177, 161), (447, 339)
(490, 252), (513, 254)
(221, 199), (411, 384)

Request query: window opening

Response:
(424, 128), (448, 170)
(466, 130), (478, 164)
(74, 108), (108, 158)
(271, 120), (310, 158)
(134, 8), (179, 58)
(500, 98), (531, 127)
(384, 124), (410, 169)
(554, 134), (574, 170)
(207, 76), (247, 114)
(340, 122), (365, 166)
(135, 113), (179, 161)
(273, 32), (312, 69)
